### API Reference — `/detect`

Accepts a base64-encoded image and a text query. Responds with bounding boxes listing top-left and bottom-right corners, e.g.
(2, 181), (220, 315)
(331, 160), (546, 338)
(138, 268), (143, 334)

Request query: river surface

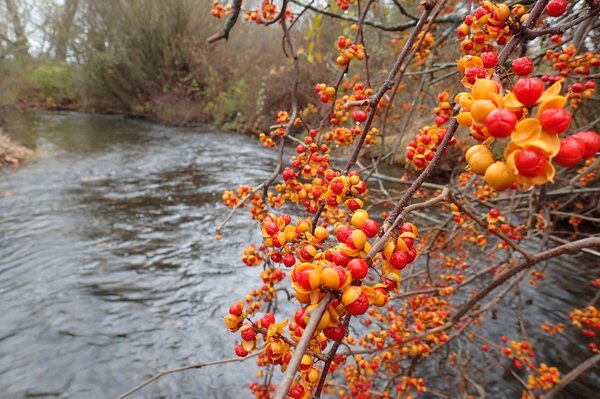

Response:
(0, 111), (598, 399)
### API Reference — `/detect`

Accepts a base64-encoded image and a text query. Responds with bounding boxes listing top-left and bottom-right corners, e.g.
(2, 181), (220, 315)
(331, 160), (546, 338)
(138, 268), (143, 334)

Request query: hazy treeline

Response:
(0, 0), (342, 130)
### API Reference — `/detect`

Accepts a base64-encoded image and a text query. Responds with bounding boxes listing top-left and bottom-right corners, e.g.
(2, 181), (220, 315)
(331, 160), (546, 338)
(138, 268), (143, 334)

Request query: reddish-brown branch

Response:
(207, 0), (242, 43)
(451, 237), (600, 323)
(289, 0), (461, 32)
(380, 116), (459, 234)
(448, 191), (534, 261)
(312, 314), (352, 398)
(117, 353), (259, 399)
(496, 0), (550, 65)
(544, 353), (600, 398)
(343, 3), (435, 173)
(523, 6), (600, 38)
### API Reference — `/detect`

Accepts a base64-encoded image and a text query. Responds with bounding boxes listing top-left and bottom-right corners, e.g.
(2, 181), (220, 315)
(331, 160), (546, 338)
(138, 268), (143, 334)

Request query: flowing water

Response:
(0, 111), (598, 399)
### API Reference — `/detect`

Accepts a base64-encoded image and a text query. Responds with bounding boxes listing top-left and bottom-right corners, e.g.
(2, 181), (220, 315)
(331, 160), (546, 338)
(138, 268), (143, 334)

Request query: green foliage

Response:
(0, 59), (79, 106)
(28, 62), (77, 103)
(202, 63), (250, 128)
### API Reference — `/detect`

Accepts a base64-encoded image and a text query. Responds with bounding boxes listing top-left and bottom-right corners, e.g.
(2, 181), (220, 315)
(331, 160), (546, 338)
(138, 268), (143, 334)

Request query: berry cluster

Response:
(456, 62), (599, 191)
(405, 92), (457, 169)
(210, 0), (232, 19)
(244, 1), (293, 25)
(570, 306), (600, 353)
(456, 1), (523, 55)
(336, 36), (365, 67)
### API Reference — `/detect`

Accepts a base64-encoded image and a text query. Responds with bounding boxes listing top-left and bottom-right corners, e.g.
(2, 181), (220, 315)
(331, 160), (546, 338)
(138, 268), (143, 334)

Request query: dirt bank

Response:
(0, 129), (34, 167)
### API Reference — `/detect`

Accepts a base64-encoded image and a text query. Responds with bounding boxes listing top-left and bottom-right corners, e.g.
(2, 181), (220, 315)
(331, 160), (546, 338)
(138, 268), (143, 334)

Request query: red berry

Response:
(289, 385), (305, 399)
(389, 251), (409, 270)
(572, 131), (600, 158)
(400, 223), (414, 233)
(336, 225), (353, 242)
(512, 57), (534, 76)
(295, 307), (307, 328)
(571, 83), (584, 93)
(546, 0), (567, 17)
(265, 222), (279, 236)
(330, 180), (345, 195)
(352, 110), (368, 123)
(241, 327), (256, 341)
(346, 292), (370, 315)
(489, 208), (501, 218)
(260, 313), (276, 329)
(539, 108), (572, 135)
(283, 253), (296, 267)
(346, 198), (362, 211)
(481, 51), (498, 68)
(361, 218), (380, 238)
(513, 78), (545, 105)
(234, 344), (249, 357)
(324, 324), (346, 341)
(465, 66), (487, 84)
(486, 109), (518, 138)
(400, 237), (414, 250)
(282, 167), (296, 181)
(407, 248), (417, 263)
(515, 148), (547, 177)
(474, 6), (491, 19)
(347, 258), (369, 280)
(514, 359), (523, 369)
(333, 251), (350, 266)
(229, 303), (243, 316)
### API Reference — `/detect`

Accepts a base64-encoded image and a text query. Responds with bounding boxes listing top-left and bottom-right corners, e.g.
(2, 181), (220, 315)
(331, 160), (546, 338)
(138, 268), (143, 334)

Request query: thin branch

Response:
(449, 191), (534, 261)
(207, 0), (242, 43)
(544, 354), (600, 399)
(117, 353), (259, 399)
(289, 0), (462, 32)
(451, 237), (600, 323)
(523, 6), (600, 38)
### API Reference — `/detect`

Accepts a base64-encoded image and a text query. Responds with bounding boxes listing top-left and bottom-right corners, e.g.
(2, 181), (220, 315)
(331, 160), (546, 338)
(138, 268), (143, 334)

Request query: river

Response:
(0, 111), (598, 398)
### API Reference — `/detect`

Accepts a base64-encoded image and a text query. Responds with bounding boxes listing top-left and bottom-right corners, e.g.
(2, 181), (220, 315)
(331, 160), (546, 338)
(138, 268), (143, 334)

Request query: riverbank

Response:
(0, 129), (34, 167)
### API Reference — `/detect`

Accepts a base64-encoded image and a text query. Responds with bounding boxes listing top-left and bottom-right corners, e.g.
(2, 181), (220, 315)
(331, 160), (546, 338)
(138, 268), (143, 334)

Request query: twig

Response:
(449, 191), (534, 261)
(523, 6), (600, 38)
(451, 237), (600, 323)
(117, 353), (259, 399)
(312, 314), (352, 398)
(544, 354), (600, 398)
(207, 0), (242, 43)
(365, 186), (449, 263)
(288, 0), (462, 32)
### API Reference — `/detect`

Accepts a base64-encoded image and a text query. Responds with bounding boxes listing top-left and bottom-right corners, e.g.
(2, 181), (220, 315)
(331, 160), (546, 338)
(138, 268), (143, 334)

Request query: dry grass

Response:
(0, 129), (34, 167)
